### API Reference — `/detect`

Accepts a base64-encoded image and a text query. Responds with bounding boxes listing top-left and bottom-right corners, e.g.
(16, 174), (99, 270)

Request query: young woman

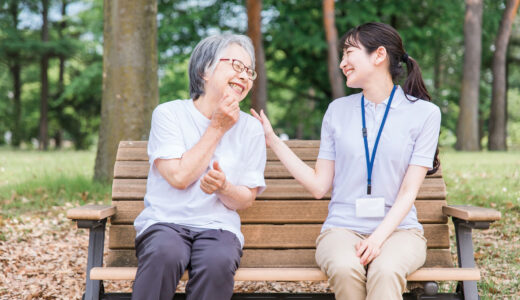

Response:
(252, 22), (441, 300)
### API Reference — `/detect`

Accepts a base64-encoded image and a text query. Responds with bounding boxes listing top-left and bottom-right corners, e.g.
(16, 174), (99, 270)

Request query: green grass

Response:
(440, 150), (520, 209)
(0, 149), (111, 217)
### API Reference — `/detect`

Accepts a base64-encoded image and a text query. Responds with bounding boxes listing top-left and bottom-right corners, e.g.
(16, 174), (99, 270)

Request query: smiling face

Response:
(204, 43), (254, 102)
(339, 43), (379, 89)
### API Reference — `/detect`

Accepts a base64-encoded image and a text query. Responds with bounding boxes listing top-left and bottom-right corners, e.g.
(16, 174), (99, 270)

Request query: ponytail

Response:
(403, 57), (439, 175)
(403, 57), (431, 101)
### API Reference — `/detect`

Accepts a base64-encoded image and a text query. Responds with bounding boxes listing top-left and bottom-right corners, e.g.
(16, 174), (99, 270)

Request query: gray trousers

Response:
(132, 223), (242, 300)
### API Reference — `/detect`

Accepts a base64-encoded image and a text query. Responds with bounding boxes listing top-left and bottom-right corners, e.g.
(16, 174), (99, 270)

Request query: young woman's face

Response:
(204, 44), (253, 102)
(339, 43), (377, 89)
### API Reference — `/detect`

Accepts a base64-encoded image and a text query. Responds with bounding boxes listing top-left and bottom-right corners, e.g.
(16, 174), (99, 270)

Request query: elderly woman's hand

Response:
(210, 94), (240, 133)
(200, 161), (228, 194)
(250, 109), (276, 147)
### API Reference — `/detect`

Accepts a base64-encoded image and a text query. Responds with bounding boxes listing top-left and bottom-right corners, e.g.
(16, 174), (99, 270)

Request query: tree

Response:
(94, 0), (159, 182)
(456, 0), (483, 151)
(488, 0), (520, 150)
(247, 0), (267, 114)
(0, 1), (24, 147)
(38, 0), (50, 150)
(322, 0), (344, 100)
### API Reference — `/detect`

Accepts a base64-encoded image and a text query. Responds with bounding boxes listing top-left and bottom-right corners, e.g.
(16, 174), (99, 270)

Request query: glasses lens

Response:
(232, 60), (244, 73)
(249, 70), (257, 80)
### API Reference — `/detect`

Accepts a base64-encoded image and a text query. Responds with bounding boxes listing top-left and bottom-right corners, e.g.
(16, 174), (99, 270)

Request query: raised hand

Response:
(250, 108), (276, 147)
(200, 161), (228, 194)
(210, 94), (240, 133)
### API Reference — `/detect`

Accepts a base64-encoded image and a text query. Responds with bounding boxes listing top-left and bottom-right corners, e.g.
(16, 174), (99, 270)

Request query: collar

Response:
(356, 85), (405, 109)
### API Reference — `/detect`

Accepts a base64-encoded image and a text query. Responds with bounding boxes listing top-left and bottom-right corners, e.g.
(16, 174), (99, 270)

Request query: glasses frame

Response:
(219, 58), (257, 80)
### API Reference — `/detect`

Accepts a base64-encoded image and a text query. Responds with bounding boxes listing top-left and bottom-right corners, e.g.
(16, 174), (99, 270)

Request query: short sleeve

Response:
(147, 105), (186, 165)
(409, 106), (441, 169)
(318, 106), (335, 161)
(235, 129), (267, 195)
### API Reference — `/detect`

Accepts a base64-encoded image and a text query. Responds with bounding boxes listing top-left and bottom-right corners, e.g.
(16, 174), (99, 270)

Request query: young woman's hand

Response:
(250, 109), (276, 147)
(200, 161), (228, 194)
(355, 237), (383, 266)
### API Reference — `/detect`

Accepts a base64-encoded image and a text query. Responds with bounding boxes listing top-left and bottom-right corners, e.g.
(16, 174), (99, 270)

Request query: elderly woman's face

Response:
(205, 44), (254, 102)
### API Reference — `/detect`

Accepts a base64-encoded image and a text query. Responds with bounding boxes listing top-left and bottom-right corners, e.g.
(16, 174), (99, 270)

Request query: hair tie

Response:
(401, 53), (409, 63)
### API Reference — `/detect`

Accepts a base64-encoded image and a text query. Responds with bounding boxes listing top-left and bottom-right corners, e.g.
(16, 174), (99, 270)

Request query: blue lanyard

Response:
(361, 85), (397, 195)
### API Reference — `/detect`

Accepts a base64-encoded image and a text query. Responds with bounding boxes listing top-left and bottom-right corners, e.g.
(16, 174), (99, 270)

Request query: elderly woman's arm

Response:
(156, 97), (239, 189)
(199, 161), (258, 210)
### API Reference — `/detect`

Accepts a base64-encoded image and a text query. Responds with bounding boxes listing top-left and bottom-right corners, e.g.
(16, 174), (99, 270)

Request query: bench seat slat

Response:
(109, 224), (450, 249)
(112, 177), (446, 200)
(107, 248), (453, 268)
(110, 200), (448, 225)
(90, 267), (479, 282)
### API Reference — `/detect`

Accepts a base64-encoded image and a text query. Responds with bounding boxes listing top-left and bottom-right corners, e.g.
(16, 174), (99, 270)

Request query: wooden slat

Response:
(109, 224), (449, 249)
(107, 248), (452, 268)
(112, 177), (446, 201)
(267, 148), (318, 161)
(90, 266), (479, 282)
(114, 161), (150, 179)
(113, 160), (442, 179)
(116, 140), (321, 162)
(442, 205), (501, 222)
(117, 140), (319, 149)
(66, 205), (116, 220)
(111, 200), (447, 225)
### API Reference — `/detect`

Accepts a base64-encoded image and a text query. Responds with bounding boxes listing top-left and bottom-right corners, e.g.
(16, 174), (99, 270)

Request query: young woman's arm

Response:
(251, 109), (335, 198)
(355, 164), (428, 265)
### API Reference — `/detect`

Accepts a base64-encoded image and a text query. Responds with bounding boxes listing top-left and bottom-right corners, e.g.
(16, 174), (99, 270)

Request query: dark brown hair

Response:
(340, 22), (440, 174)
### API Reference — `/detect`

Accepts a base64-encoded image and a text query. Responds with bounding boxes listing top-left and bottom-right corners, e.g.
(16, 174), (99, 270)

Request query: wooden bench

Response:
(68, 140), (501, 300)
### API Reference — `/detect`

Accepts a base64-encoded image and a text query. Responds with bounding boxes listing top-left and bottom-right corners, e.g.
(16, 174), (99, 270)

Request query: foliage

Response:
(1, 0), (520, 148)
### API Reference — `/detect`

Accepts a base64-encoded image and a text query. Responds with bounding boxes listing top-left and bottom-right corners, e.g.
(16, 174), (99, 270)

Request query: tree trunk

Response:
(94, 0), (159, 182)
(246, 0), (267, 114)
(10, 63), (22, 148)
(56, 0), (68, 149)
(39, 0), (49, 151)
(8, 1), (22, 147)
(488, 0), (520, 150)
(322, 0), (345, 100)
(456, 0), (482, 151)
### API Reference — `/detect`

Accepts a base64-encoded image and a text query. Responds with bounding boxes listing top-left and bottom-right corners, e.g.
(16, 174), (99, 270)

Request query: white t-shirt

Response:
(318, 86), (441, 234)
(134, 99), (267, 247)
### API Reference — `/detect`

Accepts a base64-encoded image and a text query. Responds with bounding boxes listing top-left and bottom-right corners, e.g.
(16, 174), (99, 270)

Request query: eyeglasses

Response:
(219, 58), (257, 80)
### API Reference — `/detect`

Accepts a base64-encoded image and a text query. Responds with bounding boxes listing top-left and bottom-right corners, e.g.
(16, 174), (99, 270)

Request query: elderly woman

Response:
(132, 34), (266, 300)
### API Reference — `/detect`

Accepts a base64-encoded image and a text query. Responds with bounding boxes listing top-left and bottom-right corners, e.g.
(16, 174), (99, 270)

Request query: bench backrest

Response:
(107, 140), (453, 269)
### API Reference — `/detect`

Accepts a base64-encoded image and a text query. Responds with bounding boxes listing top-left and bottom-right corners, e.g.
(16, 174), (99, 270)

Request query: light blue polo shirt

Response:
(318, 86), (441, 234)
(134, 99), (267, 247)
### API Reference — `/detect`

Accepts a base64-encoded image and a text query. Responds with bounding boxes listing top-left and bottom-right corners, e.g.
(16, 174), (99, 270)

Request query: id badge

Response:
(355, 197), (385, 218)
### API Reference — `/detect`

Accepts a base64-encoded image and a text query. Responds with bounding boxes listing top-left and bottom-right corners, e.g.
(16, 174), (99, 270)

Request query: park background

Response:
(0, 0), (519, 299)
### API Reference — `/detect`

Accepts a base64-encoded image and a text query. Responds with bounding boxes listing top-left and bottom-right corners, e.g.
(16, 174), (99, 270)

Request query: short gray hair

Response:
(188, 34), (255, 100)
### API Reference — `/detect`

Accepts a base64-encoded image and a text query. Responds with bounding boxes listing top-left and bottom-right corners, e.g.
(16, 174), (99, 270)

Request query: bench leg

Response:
(78, 220), (107, 300)
(453, 218), (484, 300)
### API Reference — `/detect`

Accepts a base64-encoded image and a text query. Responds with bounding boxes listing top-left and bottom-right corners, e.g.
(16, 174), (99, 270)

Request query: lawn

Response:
(0, 148), (518, 298)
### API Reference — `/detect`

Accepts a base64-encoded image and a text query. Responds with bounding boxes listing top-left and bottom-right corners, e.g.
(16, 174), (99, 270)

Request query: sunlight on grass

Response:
(0, 149), (111, 217)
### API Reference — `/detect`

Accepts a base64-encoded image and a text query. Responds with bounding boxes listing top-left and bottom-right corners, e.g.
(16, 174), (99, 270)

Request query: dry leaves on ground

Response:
(1, 206), (518, 299)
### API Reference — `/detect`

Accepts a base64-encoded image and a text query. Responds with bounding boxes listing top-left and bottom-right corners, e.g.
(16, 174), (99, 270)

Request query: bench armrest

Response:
(67, 204), (116, 221)
(442, 205), (501, 222)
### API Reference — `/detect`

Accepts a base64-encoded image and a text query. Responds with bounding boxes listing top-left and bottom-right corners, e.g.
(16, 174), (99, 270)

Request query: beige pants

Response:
(315, 227), (427, 300)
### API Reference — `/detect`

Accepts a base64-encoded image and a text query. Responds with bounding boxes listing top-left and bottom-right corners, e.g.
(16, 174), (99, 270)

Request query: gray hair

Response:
(188, 34), (255, 100)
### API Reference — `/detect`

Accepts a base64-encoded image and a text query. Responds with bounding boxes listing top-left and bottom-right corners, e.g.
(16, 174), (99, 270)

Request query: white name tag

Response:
(355, 197), (385, 218)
